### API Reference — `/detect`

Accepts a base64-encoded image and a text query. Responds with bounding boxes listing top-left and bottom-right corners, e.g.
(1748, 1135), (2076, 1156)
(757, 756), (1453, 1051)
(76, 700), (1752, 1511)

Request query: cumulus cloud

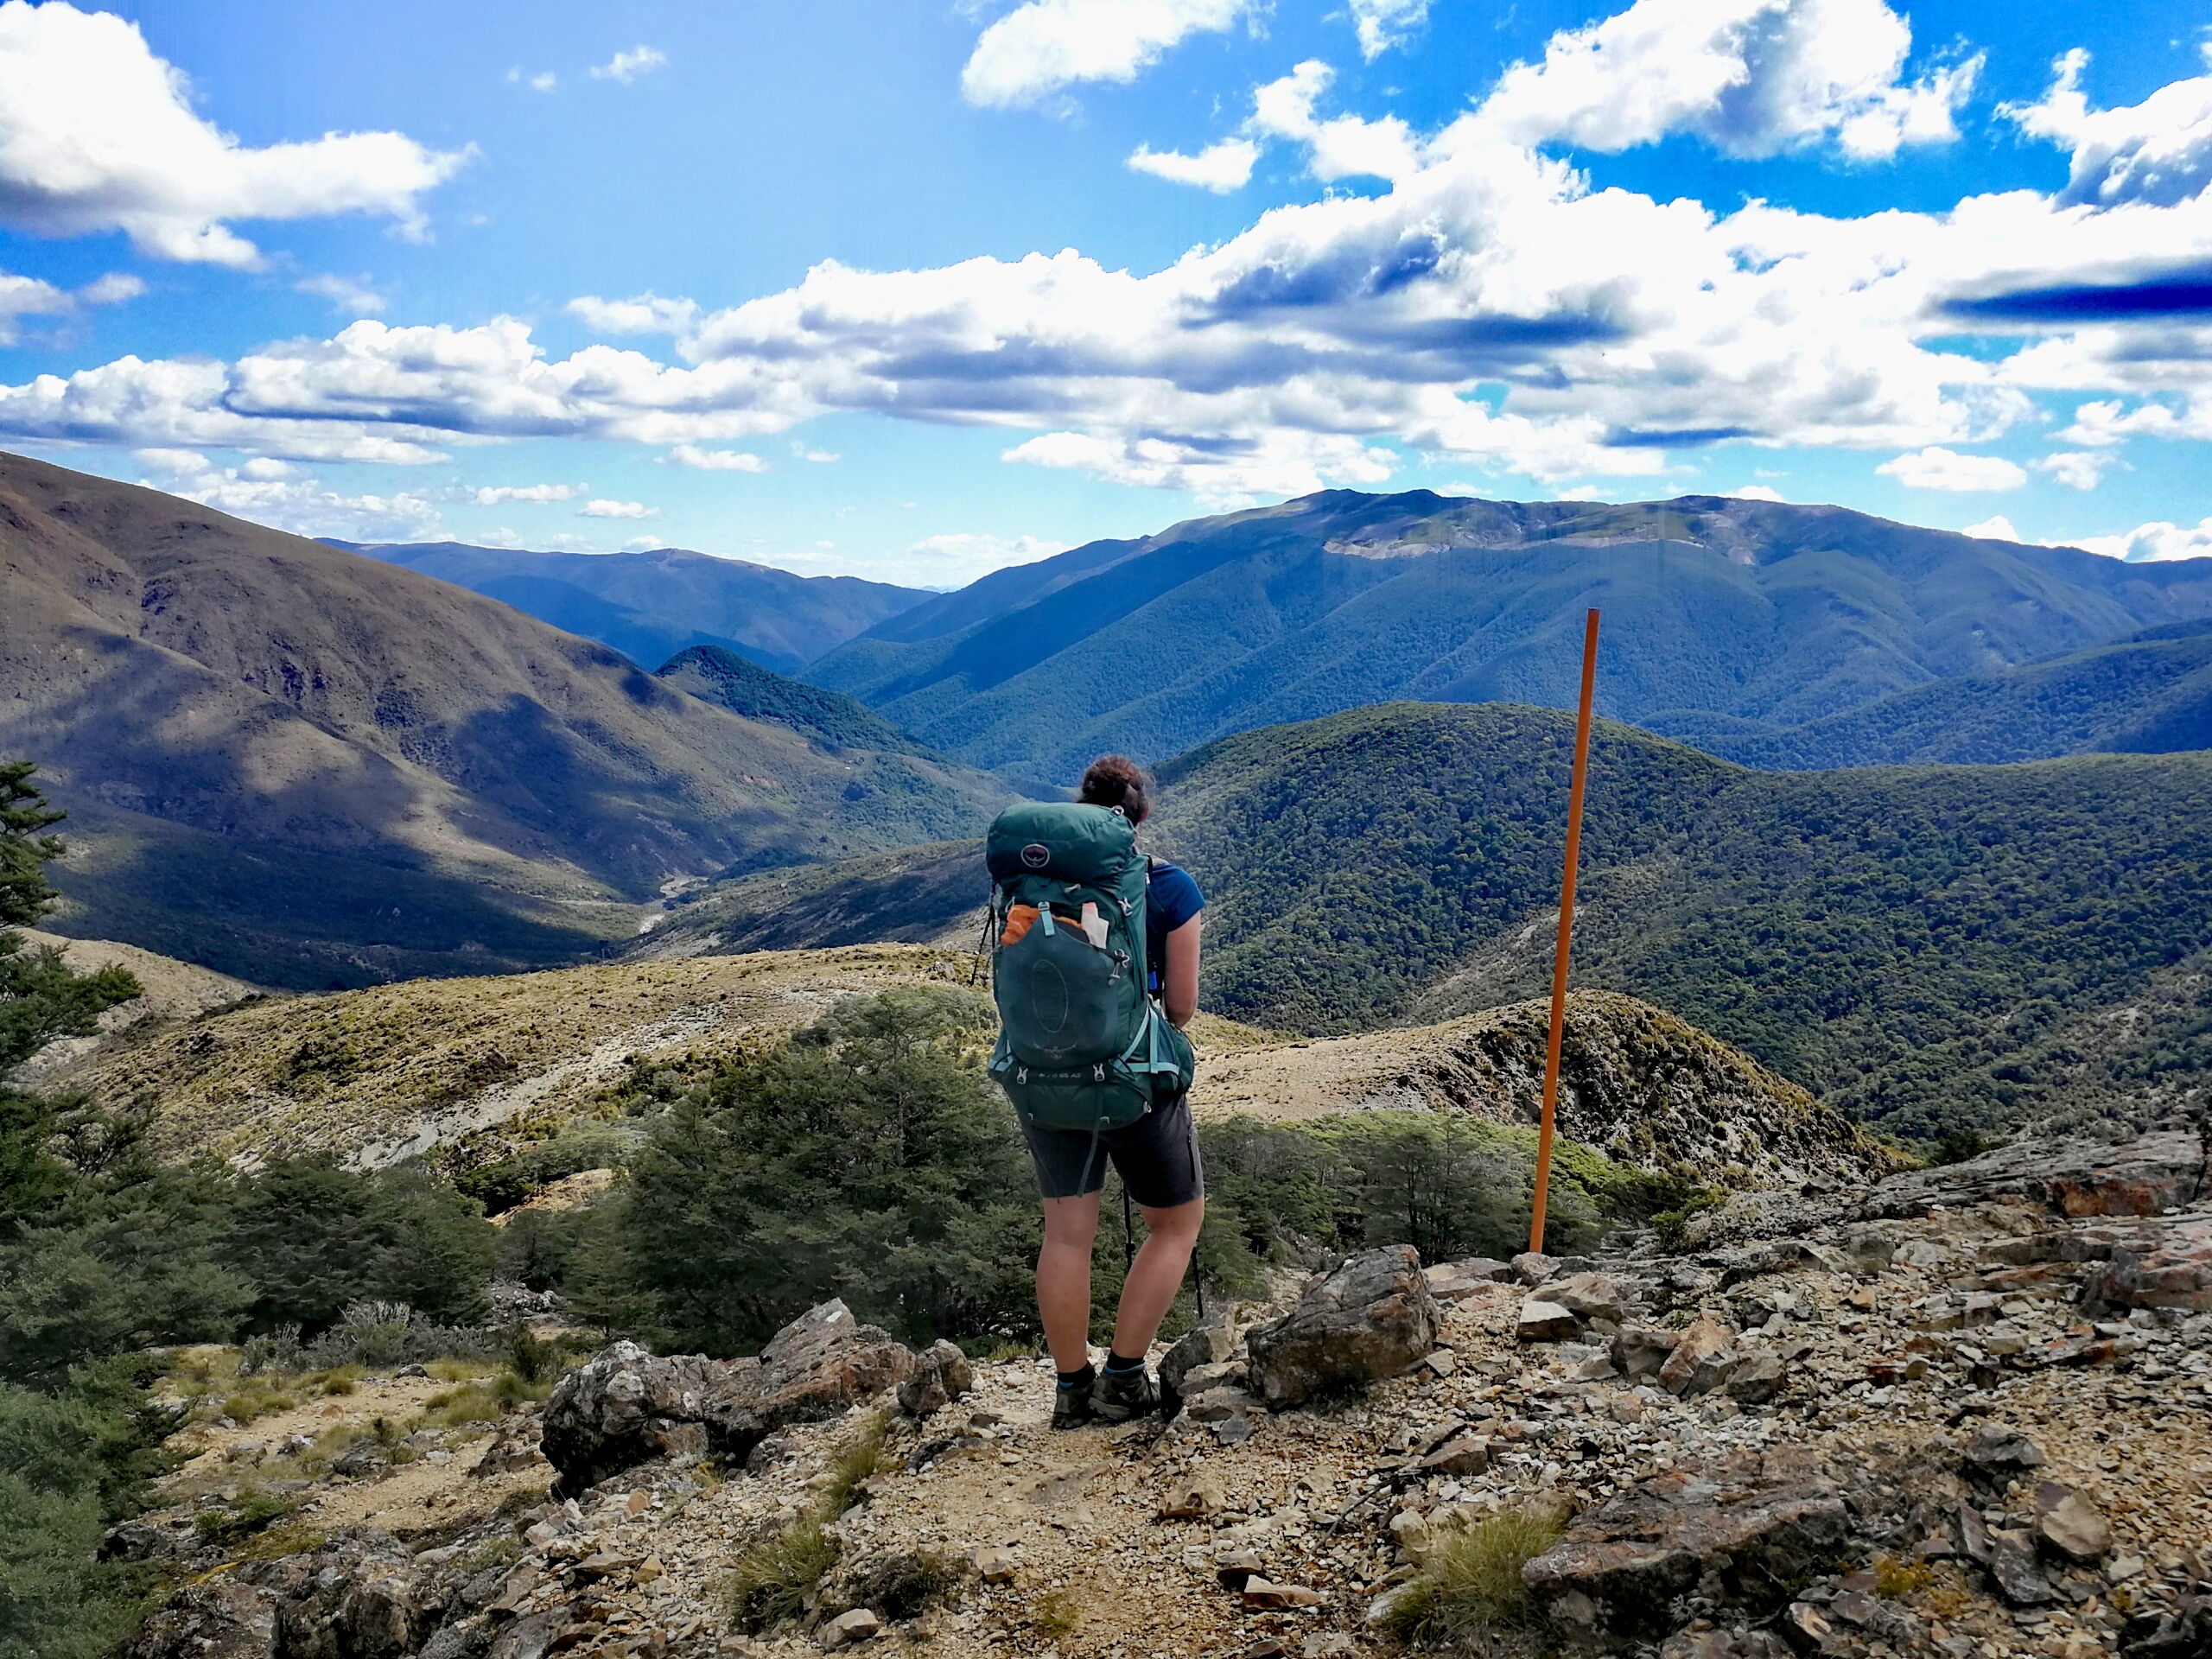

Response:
(1962, 514), (2021, 541)
(1348, 0), (1429, 61)
(1471, 0), (1979, 161)
(579, 498), (657, 518)
(473, 482), (579, 504)
(1877, 448), (2029, 491)
(962, 0), (1255, 111)
(132, 448), (441, 540)
(2003, 48), (2212, 209)
(10, 1), (2212, 503)
(1128, 137), (1257, 192)
(2033, 449), (2110, 490)
(0, 2), (470, 265)
(590, 45), (667, 85)
(1729, 484), (1786, 501)
(2070, 518), (2212, 562)
(0, 265), (140, 344)
(296, 272), (388, 315)
(668, 443), (768, 471)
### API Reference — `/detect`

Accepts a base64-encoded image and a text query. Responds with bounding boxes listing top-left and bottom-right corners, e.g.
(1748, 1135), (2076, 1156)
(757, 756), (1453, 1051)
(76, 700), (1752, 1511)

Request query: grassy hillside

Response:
(0, 452), (1006, 987)
(1146, 702), (2212, 1143)
(1651, 620), (2212, 767)
(343, 540), (926, 676)
(807, 490), (2212, 782)
(630, 840), (987, 960)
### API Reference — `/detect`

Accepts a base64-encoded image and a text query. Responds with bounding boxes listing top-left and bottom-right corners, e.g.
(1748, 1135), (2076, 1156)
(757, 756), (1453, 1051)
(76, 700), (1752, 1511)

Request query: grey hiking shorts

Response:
(1020, 1090), (1205, 1209)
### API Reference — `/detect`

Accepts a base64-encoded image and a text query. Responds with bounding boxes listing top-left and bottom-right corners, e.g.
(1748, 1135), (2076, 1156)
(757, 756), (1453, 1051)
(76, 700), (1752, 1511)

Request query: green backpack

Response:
(984, 802), (1195, 1135)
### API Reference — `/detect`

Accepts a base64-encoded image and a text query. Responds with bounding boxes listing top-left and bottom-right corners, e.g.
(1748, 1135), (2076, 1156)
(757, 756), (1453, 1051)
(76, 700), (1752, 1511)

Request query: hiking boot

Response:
(1089, 1363), (1160, 1423)
(1051, 1371), (1097, 1431)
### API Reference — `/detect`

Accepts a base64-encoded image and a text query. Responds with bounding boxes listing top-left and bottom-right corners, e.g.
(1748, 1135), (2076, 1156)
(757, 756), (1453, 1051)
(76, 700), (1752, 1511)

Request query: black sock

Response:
(1056, 1363), (1095, 1390)
(1103, 1350), (1145, 1374)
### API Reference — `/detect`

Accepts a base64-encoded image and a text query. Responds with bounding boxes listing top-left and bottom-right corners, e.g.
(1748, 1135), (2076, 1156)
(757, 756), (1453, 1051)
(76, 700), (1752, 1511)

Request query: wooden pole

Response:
(1529, 609), (1600, 1255)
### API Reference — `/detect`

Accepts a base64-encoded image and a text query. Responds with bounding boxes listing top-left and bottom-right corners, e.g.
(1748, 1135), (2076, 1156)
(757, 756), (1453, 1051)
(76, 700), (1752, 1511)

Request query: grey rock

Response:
(1612, 1325), (1681, 1378)
(1872, 1130), (2205, 1221)
(1246, 1246), (1438, 1407)
(1517, 1300), (1580, 1343)
(1959, 1503), (2056, 1606)
(1424, 1257), (1514, 1300)
(124, 1582), (277, 1659)
(1547, 1272), (1626, 1325)
(2033, 1481), (2113, 1562)
(1160, 1320), (1240, 1405)
(541, 1300), (919, 1493)
(1659, 1315), (1735, 1395)
(1724, 1348), (1787, 1404)
(896, 1338), (973, 1417)
(1963, 1423), (2047, 1485)
(1522, 1446), (1849, 1638)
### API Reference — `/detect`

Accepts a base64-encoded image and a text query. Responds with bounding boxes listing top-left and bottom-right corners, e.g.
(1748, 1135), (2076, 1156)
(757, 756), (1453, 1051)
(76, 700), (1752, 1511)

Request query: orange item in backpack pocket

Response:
(1001, 904), (1041, 945)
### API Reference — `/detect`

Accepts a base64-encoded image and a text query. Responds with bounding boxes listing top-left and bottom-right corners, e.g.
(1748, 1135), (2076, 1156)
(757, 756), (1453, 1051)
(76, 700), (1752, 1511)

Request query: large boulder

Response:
(2084, 1215), (2212, 1314)
(1871, 1130), (2205, 1219)
(1522, 1448), (1849, 1642)
(541, 1299), (919, 1492)
(1246, 1247), (1439, 1408)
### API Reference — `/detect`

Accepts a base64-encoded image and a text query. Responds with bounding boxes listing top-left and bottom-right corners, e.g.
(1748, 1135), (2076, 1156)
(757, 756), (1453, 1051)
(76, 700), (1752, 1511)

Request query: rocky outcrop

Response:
(1523, 1447), (1851, 1640)
(2085, 1214), (2212, 1313)
(540, 1300), (918, 1493)
(125, 1582), (276, 1659)
(1245, 1247), (1439, 1407)
(1872, 1129), (2207, 1219)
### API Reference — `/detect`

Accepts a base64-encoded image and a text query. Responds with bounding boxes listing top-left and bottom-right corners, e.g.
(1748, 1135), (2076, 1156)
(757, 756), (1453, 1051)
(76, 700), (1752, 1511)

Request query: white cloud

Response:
(579, 498), (657, 518)
(668, 443), (768, 471)
(796, 445), (839, 463)
(623, 534), (664, 550)
(131, 448), (441, 540)
(1128, 137), (1257, 192)
(14, 11), (2212, 505)
(2033, 449), (2110, 490)
(2002, 48), (2212, 209)
(2070, 518), (2212, 562)
(1877, 448), (2028, 492)
(0, 1), (470, 264)
(1729, 484), (1786, 501)
(473, 482), (579, 504)
(530, 71), (557, 93)
(906, 530), (1072, 582)
(566, 292), (698, 335)
(1962, 514), (2021, 541)
(296, 272), (388, 315)
(1471, 0), (1979, 161)
(961, 0), (1255, 111)
(589, 45), (667, 85)
(0, 264), (140, 344)
(1349, 0), (1429, 61)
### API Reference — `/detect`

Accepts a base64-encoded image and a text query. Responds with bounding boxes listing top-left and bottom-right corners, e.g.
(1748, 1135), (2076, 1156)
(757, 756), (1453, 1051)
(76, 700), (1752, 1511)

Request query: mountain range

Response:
(1, 453), (1005, 988)
(340, 540), (928, 676)
(807, 491), (2212, 785)
(638, 701), (2212, 1145)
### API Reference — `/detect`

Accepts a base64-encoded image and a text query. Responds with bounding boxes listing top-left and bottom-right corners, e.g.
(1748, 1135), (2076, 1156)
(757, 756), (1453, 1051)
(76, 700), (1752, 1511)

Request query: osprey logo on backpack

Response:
(983, 802), (1194, 1135)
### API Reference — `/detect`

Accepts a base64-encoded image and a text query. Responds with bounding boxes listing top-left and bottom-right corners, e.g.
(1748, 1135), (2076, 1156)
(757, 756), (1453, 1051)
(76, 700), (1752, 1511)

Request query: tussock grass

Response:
(414, 1368), (544, 1430)
(721, 1409), (894, 1636)
(1029, 1586), (1084, 1640)
(1380, 1505), (1567, 1643)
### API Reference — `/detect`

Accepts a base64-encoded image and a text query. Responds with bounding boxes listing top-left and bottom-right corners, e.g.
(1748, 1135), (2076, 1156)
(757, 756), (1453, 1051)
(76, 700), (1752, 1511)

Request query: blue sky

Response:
(1, 0), (2209, 584)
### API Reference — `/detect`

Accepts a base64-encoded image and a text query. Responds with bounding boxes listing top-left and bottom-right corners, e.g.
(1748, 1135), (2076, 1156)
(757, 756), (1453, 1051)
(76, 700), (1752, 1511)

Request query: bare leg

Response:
(1110, 1198), (1205, 1359)
(1037, 1192), (1103, 1374)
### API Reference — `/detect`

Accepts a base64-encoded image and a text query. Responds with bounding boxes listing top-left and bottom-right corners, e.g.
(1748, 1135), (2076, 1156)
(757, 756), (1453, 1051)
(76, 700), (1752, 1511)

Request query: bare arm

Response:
(1162, 913), (1202, 1029)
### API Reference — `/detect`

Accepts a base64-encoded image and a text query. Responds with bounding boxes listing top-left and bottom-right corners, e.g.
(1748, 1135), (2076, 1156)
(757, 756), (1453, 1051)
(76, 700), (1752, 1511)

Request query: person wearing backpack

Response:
(983, 755), (1204, 1427)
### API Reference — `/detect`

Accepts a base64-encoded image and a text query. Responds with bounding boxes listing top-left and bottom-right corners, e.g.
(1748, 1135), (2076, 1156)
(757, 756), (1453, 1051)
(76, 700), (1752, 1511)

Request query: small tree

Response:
(0, 762), (140, 1078)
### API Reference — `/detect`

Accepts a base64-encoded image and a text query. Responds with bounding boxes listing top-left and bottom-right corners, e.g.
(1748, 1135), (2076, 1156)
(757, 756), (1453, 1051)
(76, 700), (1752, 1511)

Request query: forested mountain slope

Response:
(806, 491), (2212, 783)
(343, 539), (927, 676)
(1652, 619), (2212, 767)
(0, 453), (1004, 988)
(1142, 704), (2212, 1144)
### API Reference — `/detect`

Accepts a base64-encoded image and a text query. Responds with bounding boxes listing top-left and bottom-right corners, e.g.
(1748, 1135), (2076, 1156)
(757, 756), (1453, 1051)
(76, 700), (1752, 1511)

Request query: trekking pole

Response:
(1122, 1183), (1136, 1278)
(1529, 608), (1599, 1255)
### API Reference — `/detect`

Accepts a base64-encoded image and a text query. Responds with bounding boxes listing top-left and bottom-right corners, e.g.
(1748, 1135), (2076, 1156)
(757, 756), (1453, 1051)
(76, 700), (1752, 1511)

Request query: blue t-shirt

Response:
(1145, 858), (1204, 994)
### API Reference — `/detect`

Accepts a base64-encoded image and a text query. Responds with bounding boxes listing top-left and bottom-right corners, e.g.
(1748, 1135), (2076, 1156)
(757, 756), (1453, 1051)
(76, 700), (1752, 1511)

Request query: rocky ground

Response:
(123, 1124), (2211, 1659)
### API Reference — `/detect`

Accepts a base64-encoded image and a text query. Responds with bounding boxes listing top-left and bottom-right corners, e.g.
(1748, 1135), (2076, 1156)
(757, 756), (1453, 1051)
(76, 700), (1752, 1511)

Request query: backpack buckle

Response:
(1092, 1063), (1105, 1083)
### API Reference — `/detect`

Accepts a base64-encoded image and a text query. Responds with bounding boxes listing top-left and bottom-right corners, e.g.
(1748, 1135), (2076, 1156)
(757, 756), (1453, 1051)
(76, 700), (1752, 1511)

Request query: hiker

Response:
(982, 754), (1204, 1427)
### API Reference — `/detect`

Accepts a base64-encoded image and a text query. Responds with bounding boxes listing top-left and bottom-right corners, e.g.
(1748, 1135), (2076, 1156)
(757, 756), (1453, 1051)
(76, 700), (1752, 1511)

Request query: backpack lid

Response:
(987, 802), (1136, 885)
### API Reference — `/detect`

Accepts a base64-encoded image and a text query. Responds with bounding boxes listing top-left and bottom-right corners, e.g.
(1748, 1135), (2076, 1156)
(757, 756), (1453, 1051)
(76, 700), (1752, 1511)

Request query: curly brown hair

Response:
(1077, 753), (1151, 824)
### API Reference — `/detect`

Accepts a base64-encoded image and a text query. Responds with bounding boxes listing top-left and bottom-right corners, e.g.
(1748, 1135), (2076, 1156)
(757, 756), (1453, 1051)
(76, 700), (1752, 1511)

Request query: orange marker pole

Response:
(1529, 608), (1600, 1255)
